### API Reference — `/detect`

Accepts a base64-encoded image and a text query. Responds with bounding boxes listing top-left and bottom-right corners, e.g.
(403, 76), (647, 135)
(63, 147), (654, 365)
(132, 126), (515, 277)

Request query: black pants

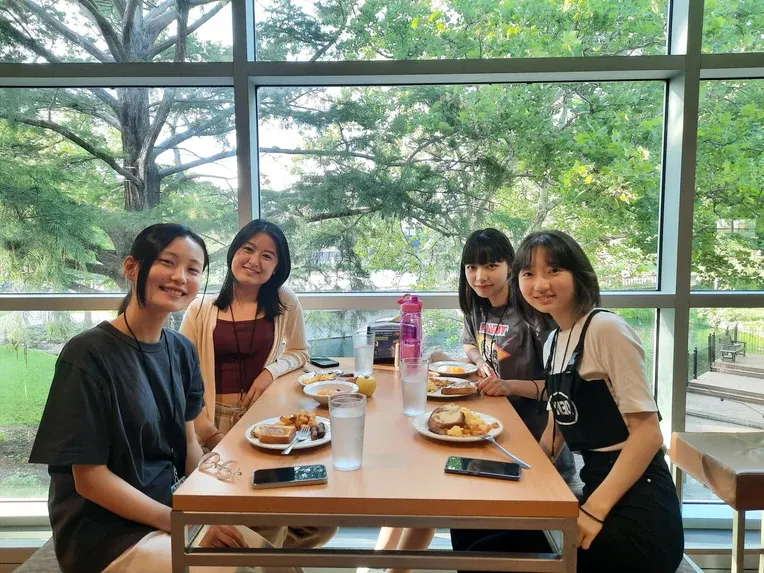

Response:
(451, 450), (684, 573)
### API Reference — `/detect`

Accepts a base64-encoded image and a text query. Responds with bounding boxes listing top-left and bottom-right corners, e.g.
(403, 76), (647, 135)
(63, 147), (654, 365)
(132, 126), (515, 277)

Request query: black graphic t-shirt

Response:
(461, 304), (550, 440)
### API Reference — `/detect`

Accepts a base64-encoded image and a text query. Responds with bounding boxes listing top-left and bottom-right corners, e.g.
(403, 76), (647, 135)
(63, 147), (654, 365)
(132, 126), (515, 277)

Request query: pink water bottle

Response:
(398, 294), (422, 361)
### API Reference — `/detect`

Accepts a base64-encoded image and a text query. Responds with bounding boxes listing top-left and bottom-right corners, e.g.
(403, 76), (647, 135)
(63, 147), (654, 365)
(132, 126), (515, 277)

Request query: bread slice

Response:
(254, 424), (296, 444)
(441, 382), (477, 396)
(428, 404), (465, 434)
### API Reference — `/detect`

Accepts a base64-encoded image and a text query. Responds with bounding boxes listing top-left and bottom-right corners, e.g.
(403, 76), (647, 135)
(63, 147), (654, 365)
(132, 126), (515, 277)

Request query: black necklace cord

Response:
(123, 311), (179, 482)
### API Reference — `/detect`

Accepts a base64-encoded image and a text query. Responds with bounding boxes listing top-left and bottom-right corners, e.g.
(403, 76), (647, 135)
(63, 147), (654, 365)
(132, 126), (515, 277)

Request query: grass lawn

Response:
(0, 345), (56, 426)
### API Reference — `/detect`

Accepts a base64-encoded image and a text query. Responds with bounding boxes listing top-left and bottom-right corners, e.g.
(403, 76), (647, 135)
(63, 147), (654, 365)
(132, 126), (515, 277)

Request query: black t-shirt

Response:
(28, 322), (204, 573)
(461, 304), (549, 440)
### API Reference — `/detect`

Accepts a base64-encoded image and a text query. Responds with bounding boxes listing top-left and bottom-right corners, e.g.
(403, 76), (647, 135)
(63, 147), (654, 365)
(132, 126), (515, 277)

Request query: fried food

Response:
(428, 404), (492, 437)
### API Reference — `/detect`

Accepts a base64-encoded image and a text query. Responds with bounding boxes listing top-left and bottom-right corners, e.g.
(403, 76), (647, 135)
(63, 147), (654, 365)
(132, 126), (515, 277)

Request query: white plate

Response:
(297, 371), (339, 386)
(429, 361), (478, 377)
(245, 416), (332, 451)
(412, 410), (503, 443)
(303, 380), (360, 405)
(427, 377), (477, 399)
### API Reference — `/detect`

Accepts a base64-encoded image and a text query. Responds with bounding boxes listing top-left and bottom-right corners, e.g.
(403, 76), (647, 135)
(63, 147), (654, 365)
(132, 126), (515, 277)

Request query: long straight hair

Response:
(215, 219), (291, 320)
(118, 223), (210, 315)
(510, 230), (600, 330)
(458, 228), (515, 317)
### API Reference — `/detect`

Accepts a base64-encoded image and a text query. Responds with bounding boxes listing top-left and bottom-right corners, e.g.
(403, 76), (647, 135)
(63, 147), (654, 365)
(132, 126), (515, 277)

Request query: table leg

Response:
(671, 465), (683, 504)
(759, 510), (763, 573)
(562, 518), (578, 573)
(732, 509), (745, 573)
(171, 511), (189, 573)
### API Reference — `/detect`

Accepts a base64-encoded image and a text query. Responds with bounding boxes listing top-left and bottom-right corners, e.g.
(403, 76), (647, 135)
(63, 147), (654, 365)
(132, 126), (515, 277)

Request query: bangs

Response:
(514, 233), (572, 271)
(461, 236), (511, 266)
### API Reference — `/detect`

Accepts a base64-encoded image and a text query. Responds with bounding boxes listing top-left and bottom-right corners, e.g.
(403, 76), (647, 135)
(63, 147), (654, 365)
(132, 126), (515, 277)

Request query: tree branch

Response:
(76, 0), (127, 61)
(122, 0), (142, 47)
(154, 106), (235, 150)
(140, 89), (176, 166)
(259, 146), (377, 162)
(6, 0), (112, 62)
(310, 1), (348, 61)
(150, 0), (228, 58)
(5, 117), (141, 185)
(158, 149), (236, 177)
(0, 16), (59, 62)
(304, 206), (383, 223)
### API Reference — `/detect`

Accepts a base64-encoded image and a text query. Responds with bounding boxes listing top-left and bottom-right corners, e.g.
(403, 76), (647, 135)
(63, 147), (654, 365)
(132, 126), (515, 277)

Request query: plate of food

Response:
(428, 361), (478, 377)
(303, 380), (360, 405)
(297, 370), (339, 386)
(427, 376), (478, 398)
(245, 410), (331, 450)
(413, 404), (503, 443)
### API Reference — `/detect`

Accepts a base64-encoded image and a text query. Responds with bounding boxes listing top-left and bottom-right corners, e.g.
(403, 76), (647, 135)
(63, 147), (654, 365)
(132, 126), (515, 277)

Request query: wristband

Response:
(579, 506), (604, 524)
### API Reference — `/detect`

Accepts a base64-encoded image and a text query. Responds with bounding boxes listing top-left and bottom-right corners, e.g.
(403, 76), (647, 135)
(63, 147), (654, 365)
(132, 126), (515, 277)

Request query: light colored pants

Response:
(214, 402), (337, 550)
(102, 527), (300, 573)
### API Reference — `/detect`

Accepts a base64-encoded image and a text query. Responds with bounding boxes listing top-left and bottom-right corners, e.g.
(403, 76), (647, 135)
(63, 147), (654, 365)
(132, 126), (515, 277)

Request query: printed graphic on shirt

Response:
(549, 391), (579, 425)
(477, 321), (517, 373)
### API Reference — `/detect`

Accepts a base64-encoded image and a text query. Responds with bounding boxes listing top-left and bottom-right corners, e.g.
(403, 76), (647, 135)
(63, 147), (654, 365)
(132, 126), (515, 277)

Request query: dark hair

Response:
(215, 219), (291, 320)
(118, 223), (210, 315)
(510, 230), (600, 329)
(458, 228), (515, 316)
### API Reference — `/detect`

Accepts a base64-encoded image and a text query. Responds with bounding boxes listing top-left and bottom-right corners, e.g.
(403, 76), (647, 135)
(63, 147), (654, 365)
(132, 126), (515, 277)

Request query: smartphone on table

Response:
(444, 456), (521, 481)
(309, 356), (340, 368)
(252, 464), (328, 489)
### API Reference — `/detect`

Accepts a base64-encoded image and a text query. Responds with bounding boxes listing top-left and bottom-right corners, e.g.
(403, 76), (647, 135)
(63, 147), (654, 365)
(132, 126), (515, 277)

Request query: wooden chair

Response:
(671, 431), (764, 573)
(13, 539), (61, 573)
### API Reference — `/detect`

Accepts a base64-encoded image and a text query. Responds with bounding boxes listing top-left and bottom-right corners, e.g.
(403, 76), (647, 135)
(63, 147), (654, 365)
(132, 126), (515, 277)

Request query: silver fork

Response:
(282, 426), (311, 455)
(483, 435), (532, 469)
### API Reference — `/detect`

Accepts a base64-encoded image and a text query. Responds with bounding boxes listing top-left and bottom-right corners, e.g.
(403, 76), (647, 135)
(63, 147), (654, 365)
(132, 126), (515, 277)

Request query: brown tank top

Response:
(213, 317), (275, 395)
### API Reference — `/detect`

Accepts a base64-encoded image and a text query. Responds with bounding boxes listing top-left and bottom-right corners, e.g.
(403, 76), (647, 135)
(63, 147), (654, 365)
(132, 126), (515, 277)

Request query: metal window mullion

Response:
(231, 0), (256, 226)
(655, 0), (704, 438)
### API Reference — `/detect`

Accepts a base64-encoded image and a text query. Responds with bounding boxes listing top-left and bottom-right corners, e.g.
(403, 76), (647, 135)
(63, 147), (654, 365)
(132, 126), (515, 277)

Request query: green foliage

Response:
(0, 345), (55, 426)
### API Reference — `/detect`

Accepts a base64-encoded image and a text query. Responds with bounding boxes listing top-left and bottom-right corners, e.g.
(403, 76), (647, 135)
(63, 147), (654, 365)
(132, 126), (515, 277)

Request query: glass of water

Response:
(400, 357), (428, 417)
(329, 393), (366, 471)
(353, 330), (375, 375)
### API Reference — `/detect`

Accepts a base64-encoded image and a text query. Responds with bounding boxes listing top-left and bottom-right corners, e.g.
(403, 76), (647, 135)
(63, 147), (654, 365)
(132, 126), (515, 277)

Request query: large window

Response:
(255, 0), (669, 60)
(0, 87), (237, 294)
(0, 1), (232, 63)
(259, 83), (663, 292)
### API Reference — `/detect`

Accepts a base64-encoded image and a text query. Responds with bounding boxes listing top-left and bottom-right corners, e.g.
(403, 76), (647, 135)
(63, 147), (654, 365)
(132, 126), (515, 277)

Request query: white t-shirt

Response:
(543, 309), (657, 445)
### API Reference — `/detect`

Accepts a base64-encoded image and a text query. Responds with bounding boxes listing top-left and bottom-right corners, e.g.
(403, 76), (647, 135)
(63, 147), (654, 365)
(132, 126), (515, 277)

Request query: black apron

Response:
(545, 309), (630, 452)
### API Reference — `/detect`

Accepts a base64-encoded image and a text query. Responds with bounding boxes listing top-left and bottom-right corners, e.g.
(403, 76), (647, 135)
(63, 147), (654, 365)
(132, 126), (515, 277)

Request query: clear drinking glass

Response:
(353, 330), (375, 375)
(400, 357), (428, 417)
(329, 393), (366, 471)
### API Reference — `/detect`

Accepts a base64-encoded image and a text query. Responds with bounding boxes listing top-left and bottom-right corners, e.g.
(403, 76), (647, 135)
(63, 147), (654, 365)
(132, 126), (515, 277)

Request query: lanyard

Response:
(123, 313), (180, 487)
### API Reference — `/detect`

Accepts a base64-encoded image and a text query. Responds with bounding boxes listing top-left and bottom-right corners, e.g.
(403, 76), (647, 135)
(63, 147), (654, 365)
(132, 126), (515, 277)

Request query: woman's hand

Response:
(241, 370), (274, 409)
(475, 357), (496, 378)
(577, 506), (604, 549)
(200, 525), (247, 548)
(475, 374), (509, 396)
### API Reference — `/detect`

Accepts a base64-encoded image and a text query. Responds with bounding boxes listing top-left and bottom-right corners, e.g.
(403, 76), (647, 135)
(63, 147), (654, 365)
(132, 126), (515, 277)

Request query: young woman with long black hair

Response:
(181, 219), (333, 550)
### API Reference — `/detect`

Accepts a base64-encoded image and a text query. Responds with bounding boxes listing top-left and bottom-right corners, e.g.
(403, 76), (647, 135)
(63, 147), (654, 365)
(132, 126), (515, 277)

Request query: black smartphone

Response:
(309, 356), (340, 368)
(444, 456), (521, 481)
(252, 464), (328, 489)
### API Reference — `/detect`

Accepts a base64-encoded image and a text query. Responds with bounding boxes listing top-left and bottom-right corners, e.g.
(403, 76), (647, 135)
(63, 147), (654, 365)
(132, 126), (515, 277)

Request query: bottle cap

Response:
(397, 293), (422, 312)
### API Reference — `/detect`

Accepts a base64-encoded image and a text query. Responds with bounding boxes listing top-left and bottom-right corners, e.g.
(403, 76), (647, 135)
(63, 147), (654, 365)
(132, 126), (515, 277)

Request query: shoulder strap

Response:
(564, 309), (611, 371)
(545, 329), (559, 373)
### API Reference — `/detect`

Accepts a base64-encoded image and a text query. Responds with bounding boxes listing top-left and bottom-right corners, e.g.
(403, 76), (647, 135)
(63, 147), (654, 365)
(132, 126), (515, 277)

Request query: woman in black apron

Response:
(511, 230), (684, 572)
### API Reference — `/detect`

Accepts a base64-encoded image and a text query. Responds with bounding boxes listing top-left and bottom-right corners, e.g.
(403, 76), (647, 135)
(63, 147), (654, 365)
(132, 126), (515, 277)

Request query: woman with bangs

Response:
(29, 224), (273, 573)
(453, 229), (684, 573)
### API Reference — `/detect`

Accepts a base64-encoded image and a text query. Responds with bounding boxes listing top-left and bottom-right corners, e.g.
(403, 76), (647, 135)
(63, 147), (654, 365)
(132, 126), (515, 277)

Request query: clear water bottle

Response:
(398, 294), (422, 361)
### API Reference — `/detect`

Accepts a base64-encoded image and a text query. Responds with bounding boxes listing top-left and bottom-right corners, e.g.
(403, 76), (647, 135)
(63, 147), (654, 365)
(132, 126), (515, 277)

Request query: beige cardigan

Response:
(179, 285), (310, 423)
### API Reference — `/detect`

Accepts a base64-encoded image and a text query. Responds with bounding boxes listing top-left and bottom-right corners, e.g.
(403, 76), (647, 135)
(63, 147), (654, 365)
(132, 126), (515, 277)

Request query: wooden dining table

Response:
(171, 359), (579, 572)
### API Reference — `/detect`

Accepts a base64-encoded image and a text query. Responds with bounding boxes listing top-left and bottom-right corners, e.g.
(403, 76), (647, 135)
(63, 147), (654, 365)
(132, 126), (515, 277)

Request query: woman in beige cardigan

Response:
(180, 220), (333, 550)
